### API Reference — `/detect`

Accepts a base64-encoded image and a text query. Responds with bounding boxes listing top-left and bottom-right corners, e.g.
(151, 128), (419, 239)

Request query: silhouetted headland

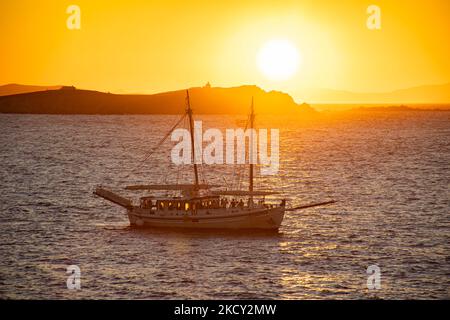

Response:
(0, 83), (62, 96)
(0, 84), (315, 115)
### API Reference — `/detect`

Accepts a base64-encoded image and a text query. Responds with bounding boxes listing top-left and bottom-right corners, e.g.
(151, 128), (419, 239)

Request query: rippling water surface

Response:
(0, 112), (449, 299)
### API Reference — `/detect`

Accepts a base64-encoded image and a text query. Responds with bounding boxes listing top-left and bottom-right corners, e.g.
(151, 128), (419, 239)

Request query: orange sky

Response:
(1, 0), (449, 101)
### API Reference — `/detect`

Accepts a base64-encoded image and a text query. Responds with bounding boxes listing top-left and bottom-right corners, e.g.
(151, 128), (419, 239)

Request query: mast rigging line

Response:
(124, 113), (187, 180)
(234, 110), (252, 190)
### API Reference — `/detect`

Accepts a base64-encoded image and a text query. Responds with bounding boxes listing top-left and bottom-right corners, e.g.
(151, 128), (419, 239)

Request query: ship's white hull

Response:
(127, 206), (285, 230)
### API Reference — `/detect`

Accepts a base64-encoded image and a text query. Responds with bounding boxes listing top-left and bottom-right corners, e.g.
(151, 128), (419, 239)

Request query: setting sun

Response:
(257, 39), (301, 81)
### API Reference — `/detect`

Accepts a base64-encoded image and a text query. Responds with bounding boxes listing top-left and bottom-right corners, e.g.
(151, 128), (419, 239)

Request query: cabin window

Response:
(185, 202), (190, 211)
(143, 199), (153, 209)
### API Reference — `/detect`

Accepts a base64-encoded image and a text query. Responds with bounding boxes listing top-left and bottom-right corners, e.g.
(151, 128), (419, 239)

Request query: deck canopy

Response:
(125, 184), (218, 191)
(139, 195), (220, 201)
(211, 190), (278, 196)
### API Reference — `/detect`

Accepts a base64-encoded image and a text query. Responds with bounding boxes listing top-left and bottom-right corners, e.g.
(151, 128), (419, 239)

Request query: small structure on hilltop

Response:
(59, 85), (76, 91)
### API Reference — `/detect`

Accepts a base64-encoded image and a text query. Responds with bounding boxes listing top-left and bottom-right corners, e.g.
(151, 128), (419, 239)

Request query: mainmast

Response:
(186, 90), (200, 189)
(249, 97), (255, 199)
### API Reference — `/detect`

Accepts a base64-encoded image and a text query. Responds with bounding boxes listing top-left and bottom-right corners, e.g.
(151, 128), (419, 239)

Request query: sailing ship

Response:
(94, 91), (335, 230)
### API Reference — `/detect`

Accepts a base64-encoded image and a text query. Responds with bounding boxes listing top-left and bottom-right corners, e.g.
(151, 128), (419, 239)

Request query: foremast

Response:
(186, 90), (200, 191)
(249, 97), (255, 204)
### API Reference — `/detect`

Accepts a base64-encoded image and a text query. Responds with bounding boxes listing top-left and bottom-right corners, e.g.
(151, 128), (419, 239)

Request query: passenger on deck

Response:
(221, 198), (228, 208)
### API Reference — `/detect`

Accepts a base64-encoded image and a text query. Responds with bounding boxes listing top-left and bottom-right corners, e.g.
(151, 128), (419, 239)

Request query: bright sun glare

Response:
(257, 39), (301, 81)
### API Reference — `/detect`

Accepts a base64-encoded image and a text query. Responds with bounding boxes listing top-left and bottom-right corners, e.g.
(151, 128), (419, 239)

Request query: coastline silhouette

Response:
(0, 84), (315, 115)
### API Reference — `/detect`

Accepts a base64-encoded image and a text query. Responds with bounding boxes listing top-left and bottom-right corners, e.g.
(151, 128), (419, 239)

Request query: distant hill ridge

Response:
(0, 84), (315, 115)
(297, 83), (450, 104)
(0, 83), (62, 96)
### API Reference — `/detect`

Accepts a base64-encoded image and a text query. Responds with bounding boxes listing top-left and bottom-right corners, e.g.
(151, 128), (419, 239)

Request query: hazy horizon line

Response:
(2, 81), (450, 105)
(2, 81), (449, 94)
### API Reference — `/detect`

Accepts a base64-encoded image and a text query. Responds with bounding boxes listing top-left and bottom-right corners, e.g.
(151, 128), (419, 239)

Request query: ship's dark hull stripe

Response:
(128, 208), (282, 221)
